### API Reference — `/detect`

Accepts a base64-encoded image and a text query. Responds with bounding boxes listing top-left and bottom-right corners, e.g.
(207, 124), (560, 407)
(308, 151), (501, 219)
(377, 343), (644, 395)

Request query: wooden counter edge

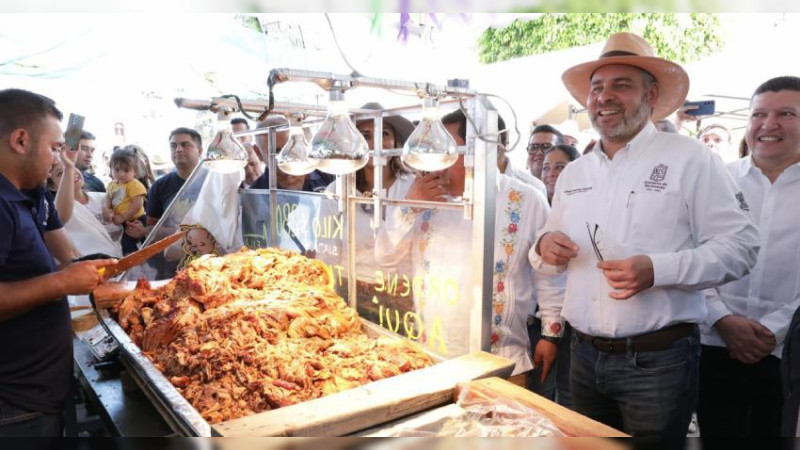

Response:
(457, 377), (629, 437)
(214, 351), (515, 437)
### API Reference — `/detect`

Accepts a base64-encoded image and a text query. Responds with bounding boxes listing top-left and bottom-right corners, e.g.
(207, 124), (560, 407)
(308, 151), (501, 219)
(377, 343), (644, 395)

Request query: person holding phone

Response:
(0, 89), (116, 436)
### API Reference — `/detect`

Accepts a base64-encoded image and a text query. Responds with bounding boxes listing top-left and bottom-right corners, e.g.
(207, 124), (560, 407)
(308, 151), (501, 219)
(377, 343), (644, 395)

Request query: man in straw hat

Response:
(529, 32), (759, 436)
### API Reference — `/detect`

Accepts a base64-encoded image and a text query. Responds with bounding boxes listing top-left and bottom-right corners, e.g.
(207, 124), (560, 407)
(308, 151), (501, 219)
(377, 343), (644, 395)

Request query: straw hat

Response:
(357, 102), (415, 146)
(562, 32), (690, 121)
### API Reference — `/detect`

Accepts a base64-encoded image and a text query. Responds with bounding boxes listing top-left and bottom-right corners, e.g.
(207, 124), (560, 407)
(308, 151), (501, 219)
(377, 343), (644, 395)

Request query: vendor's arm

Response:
(0, 259), (116, 321)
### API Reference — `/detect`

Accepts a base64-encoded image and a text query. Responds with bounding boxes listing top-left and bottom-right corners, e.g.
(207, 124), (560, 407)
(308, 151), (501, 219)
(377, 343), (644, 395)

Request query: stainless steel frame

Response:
(106, 68), (500, 436)
(176, 68), (499, 354)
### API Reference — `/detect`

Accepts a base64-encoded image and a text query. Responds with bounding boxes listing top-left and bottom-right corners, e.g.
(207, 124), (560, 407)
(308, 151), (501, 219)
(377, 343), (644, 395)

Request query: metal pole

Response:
(468, 95), (497, 353)
(267, 129), (278, 246)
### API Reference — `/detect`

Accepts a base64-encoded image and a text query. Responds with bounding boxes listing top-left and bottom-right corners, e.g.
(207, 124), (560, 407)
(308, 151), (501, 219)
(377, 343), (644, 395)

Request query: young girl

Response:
(104, 147), (147, 254)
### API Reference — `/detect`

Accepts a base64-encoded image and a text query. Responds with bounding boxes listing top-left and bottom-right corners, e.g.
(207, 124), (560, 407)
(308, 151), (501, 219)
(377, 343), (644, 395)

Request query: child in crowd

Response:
(104, 147), (147, 254)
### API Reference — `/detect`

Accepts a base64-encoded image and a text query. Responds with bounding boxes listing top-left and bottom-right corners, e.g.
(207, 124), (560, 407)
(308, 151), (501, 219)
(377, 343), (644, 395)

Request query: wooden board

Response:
(92, 282), (135, 309)
(456, 377), (629, 437)
(71, 309), (99, 332)
(214, 351), (515, 437)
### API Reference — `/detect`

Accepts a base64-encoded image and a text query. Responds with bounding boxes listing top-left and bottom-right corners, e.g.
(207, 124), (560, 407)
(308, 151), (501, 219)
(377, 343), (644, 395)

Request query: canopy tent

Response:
(2, 13), (798, 168)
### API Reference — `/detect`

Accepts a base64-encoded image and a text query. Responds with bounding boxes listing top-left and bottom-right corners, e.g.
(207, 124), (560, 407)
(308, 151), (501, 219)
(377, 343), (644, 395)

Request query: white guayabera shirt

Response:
(702, 157), (800, 357)
(530, 121), (759, 338)
(505, 157), (548, 198)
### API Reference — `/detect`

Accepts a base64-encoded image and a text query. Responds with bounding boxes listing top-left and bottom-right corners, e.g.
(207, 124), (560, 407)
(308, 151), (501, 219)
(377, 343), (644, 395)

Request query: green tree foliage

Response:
(477, 14), (723, 64)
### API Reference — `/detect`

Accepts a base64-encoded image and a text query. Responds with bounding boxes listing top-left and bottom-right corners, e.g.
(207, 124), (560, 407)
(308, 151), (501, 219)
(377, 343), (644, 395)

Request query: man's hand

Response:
(533, 339), (558, 383)
(715, 315), (777, 364)
(57, 259), (118, 295)
(674, 105), (703, 131)
(124, 220), (147, 239)
(406, 173), (449, 203)
(538, 231), (579, 266)
(597, 255), (654, 300)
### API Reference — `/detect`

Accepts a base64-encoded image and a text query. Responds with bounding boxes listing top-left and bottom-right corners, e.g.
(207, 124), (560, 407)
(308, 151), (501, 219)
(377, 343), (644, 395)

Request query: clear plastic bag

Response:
(382, 382), (566, 437)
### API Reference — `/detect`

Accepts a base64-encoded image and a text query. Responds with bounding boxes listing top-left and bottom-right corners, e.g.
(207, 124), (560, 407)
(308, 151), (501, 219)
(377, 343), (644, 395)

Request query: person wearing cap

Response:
(530, 32), (759, 437)
(700, 76), (800, 438)
(348, 102), (415, 198)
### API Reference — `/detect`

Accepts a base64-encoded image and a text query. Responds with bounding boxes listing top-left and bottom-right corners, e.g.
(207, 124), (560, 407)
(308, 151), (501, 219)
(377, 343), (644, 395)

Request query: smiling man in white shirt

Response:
(531, 32), (759, 438)
(698, 76), (800, 438)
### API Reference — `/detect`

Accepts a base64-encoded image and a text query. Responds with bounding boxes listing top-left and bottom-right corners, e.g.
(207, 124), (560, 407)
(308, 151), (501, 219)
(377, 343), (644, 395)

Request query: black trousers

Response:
(697, 344), (782, 437)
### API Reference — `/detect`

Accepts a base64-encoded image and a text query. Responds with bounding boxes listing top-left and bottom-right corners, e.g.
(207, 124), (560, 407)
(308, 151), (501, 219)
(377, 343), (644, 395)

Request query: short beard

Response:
(591, 93), (652, 142)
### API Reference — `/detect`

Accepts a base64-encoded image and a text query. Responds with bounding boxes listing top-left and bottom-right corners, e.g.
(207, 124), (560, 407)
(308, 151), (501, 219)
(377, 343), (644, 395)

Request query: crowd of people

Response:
(0, 30), (798, 442)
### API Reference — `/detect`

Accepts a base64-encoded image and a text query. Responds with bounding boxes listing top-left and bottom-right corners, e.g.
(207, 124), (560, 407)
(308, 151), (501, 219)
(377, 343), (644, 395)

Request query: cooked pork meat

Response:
(112, 248), (432, 424)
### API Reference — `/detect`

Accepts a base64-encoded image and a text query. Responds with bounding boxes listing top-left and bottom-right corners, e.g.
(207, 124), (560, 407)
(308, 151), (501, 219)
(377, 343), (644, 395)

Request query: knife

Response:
(98, 230), (186, 278)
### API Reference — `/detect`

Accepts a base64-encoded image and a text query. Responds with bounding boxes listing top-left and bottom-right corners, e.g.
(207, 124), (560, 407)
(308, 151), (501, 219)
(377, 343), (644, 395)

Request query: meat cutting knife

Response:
(98, 230), (186, 278)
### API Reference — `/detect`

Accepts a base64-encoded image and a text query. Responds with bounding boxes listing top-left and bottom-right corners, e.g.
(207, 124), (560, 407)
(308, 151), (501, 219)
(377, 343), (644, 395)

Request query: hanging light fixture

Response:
(277, 116), (317, 176)
(205, 112), (248, 173)
(401, 96), (458, 172)
(309, 89), (368, 175)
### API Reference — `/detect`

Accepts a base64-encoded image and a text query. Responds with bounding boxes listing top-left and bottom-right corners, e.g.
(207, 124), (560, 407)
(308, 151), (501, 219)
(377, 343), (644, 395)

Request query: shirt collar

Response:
(592, 121), (658, 161)
(742, 154), (800, 180)
(0, 172), (29, 203)
(738, 155), (756, 179)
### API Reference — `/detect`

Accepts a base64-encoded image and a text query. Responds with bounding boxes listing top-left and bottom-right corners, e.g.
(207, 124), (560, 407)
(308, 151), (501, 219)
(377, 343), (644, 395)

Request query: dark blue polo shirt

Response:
(0, 174), (72, 414)
(146, 171), (186, 219)
(81, 170), (106, 193)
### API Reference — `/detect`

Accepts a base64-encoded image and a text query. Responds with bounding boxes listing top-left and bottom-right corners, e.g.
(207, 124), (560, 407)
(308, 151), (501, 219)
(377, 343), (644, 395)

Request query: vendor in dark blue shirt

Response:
(0, 89), (115, 437)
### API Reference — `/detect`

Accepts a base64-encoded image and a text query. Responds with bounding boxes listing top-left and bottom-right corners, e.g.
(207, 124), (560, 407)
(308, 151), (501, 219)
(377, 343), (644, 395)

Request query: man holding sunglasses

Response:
(530, 32), (759, 438)
(526, 124), (564, 181)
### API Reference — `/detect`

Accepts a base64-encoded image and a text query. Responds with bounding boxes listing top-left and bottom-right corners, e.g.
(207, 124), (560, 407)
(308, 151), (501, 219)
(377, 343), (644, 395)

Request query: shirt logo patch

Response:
(736, 191), (750, 211)
(650, 164), (668, 182)
(644, 164), (669, 192)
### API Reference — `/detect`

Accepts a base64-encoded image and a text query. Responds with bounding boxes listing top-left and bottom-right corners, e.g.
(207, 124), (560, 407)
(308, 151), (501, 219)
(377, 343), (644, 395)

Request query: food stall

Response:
(75, 69), (625, 438)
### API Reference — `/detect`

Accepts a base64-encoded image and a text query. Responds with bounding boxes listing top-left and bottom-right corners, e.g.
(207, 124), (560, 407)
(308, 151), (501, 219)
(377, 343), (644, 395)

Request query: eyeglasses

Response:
(527, 142), (553, 155)
(586, 222), (604, 261)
